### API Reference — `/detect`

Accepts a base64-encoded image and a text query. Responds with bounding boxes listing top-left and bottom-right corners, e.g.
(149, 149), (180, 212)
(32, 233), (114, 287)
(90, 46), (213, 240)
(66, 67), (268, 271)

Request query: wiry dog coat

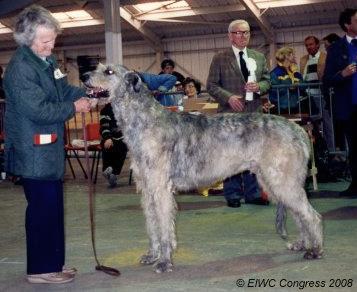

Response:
(84, 64), (323, 273)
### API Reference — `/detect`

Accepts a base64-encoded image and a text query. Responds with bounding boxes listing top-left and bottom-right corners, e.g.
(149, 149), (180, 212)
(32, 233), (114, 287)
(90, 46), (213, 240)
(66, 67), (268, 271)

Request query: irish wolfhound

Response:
(84, 64), (323, 273)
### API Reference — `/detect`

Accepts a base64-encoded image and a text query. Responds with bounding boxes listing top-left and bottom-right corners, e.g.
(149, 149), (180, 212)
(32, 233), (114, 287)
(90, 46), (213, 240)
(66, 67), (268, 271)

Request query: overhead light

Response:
(0, 22), (12, 34)
(51, 9), (103, 28)
(51, 10), (94, 22)
(133, 0), (189, 13)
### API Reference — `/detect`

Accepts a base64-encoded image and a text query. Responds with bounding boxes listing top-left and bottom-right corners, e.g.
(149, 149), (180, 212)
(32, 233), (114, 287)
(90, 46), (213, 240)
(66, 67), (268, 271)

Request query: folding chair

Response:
(85, 122), (102, 184)
(65, 108), (101, 183)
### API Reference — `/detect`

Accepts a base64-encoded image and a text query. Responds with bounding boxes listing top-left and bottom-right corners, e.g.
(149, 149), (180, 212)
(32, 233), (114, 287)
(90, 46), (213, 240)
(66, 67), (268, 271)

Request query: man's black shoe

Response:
(226, 199), (241, 208)
(245, 197), (270, 205)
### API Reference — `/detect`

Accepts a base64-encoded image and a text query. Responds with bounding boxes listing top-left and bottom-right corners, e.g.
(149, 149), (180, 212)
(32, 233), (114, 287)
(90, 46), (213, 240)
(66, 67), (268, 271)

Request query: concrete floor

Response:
(0, 158), (357, 292)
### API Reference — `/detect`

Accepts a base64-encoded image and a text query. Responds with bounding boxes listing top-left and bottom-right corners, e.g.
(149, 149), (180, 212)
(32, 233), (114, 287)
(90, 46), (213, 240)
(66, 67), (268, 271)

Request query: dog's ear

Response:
(124, 72), (142, 93)
(97, 63), (106, 70)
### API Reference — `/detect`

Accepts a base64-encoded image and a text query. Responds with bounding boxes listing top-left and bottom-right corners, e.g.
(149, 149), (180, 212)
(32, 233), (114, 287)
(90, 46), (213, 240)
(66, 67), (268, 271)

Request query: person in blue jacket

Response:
(138, 72), (177, 106)
(4, 5), (91, 284)
(269, 47), (306, 114)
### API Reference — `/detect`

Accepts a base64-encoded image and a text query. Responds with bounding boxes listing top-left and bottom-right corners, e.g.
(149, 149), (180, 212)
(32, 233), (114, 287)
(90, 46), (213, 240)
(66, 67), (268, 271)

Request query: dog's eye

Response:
(104, 69), (114, 75)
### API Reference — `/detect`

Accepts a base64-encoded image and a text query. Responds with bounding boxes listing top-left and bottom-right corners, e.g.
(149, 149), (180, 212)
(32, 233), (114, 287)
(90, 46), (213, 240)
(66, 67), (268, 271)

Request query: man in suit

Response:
(323, 8), (357, 197)
(207, 19), (270, 208)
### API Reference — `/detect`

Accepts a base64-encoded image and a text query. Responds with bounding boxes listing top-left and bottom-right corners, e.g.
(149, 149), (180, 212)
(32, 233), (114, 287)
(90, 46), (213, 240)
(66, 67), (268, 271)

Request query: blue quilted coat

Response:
(3, 46), (86, 179)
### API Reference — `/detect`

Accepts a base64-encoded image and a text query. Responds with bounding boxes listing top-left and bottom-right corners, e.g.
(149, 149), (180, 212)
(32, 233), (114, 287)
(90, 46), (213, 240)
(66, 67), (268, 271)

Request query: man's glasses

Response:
(230, 31), (250, 37)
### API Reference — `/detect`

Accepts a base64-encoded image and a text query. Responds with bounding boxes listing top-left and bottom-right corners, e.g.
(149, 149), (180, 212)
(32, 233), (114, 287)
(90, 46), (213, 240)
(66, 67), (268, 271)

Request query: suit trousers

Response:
(223, 100), (261, 202)
(223, 171), (261, 202)
(337, 106), (357, 185)
(22, 178), (64, 274)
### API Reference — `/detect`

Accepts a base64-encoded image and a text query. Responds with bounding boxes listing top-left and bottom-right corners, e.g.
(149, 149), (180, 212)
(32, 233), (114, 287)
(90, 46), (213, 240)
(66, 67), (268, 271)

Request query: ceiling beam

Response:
(119, 7), (163, 52)
(135, 4), (246, 20)
(135, 0), (341, 21)
(239, 0), (274, 43)
(270, 10), (338, 26)
(139, 18), (228, 25)
(59, 19), (104, 28)
(254, 0), (340, 9)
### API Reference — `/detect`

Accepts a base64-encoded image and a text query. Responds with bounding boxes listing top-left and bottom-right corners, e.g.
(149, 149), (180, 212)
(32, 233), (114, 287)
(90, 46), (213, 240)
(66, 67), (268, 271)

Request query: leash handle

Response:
(81, 112), (121, 277)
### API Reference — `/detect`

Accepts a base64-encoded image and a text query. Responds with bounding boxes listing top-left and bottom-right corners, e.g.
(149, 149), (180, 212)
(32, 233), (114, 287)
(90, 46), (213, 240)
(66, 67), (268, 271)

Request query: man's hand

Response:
(103, 138), (113, 149)
(341, 63), (357, 77)
(74, 97), (91, 113)
(245, 81), (260, 93)
(228, 95), (245, 112)
(262, 101), (275, 112)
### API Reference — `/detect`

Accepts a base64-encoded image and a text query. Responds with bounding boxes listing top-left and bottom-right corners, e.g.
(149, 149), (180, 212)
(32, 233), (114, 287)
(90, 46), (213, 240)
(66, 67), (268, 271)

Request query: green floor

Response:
(0, 161), (357, 291)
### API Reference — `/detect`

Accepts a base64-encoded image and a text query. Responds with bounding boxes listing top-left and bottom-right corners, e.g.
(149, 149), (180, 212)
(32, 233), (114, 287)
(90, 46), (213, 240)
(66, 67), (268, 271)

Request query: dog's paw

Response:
(140, 254), (159, 265)
(303, 248), (323, 260)
(287, 240), (306, 251)
(154, 261), (173, 273)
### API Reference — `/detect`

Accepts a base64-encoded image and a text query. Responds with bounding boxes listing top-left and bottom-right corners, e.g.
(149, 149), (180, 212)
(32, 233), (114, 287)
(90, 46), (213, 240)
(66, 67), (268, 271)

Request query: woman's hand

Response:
(74, 97), (91, 112)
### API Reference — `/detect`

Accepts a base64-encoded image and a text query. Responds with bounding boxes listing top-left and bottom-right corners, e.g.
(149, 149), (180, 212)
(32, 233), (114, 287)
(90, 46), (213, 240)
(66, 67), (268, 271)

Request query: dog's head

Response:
(83, 63), (142, 102)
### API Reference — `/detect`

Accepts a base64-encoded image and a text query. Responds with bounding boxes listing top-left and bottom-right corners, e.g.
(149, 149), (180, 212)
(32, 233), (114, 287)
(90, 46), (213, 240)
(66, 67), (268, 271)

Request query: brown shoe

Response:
(27, 272), (74, 284)
(63, 266), (77, 276)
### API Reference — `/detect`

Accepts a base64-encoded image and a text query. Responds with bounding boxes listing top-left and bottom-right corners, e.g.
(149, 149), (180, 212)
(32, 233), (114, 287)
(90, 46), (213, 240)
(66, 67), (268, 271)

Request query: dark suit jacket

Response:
(323, 36), (354, 120)
(206, 47), (270, 112)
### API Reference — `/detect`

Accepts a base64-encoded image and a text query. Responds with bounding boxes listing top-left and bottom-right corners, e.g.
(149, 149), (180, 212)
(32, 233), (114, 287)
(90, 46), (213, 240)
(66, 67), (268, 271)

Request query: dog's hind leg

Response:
(281, 188), (323, 259)
(286, 212), (309, 251)
(276, 202), (288, 239)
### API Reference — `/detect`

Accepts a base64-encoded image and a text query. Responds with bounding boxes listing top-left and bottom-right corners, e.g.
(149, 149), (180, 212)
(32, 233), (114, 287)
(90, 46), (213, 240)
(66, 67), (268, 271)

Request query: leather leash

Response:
(81, 113), (121, 276)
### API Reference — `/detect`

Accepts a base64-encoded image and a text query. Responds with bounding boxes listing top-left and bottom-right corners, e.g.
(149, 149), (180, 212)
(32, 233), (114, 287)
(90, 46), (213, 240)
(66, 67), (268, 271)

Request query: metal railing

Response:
(269, 82), (347, 156)
(269, 82), (323, 118)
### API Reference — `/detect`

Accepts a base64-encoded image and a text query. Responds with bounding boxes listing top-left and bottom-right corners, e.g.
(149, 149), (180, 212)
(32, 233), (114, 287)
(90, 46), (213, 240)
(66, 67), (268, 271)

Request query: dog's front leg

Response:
(153, 185), (177, 273)
(140, 190), (161, 265)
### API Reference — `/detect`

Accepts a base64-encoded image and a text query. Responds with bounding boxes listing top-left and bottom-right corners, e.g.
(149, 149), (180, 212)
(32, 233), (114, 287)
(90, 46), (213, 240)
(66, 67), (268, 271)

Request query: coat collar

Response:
(19, 45), (57, 71)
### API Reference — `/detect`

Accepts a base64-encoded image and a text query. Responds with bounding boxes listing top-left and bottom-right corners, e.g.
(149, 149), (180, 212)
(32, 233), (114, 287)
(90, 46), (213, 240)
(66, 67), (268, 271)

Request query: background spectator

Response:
(323, 8), (357, 197)
(269, 47), (304, 114)
(183, 77), (201, 99)
(159, 58), (185, 84)
(322, 33), (341, 50)
(100, 103), (128, 188)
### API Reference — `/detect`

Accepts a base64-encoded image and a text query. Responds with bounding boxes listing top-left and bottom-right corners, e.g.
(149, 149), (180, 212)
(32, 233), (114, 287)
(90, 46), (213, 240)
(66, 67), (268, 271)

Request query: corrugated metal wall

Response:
(0, 26), (343, 88)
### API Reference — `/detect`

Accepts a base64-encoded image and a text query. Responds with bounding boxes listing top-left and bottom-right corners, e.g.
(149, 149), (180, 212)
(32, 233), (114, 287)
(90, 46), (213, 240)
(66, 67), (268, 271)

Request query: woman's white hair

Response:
(13, 5), (61, 46)
(228, 20), (250, 32)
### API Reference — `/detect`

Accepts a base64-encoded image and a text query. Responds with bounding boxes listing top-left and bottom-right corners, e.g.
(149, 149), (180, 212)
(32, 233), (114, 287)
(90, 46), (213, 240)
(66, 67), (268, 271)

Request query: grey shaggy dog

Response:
(84, 64), (323, 273)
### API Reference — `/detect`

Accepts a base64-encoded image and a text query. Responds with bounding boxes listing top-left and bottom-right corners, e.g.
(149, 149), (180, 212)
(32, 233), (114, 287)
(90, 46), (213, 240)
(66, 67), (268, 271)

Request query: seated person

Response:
(100, 103), (128, 187)
(100, 72), (179, 187)
(269, 47), (305, 114)
(182, 77), (202, 99)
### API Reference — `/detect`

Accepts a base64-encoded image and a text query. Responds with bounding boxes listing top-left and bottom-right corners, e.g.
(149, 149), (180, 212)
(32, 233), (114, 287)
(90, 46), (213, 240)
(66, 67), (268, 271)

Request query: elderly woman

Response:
(269, 47), (304, 114)
(3, 5), (91, 284)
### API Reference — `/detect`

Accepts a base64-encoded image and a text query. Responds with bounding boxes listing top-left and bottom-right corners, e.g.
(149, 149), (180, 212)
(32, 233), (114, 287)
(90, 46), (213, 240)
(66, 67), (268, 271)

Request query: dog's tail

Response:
(276, 202), (288, 239)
